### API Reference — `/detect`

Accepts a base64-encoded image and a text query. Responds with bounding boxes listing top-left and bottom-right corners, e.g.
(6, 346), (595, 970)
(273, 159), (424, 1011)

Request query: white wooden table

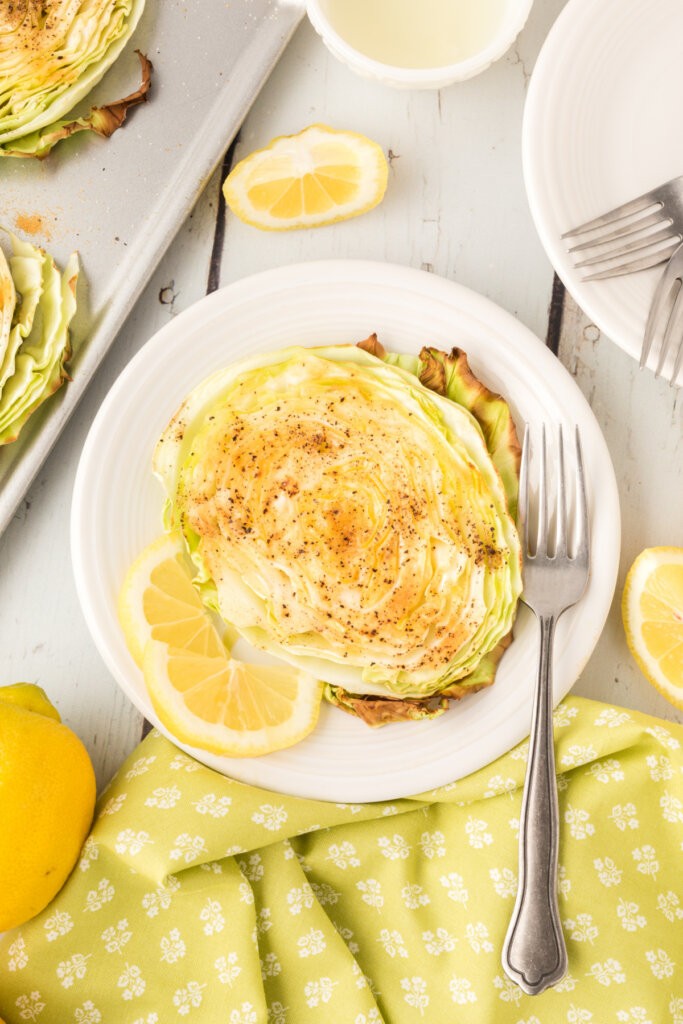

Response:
(1, 0), (681, 791)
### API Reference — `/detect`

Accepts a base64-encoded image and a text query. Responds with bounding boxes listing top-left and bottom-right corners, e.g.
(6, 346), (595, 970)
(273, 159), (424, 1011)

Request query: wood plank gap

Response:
(206, 133), (241, 296)
(545, 273), (566, 354)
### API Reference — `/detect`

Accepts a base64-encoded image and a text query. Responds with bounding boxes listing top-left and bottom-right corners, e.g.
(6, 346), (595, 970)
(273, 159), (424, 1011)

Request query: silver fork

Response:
(562, 173), (683, 281)
(640, 240), (683, 385)
(502, 425), (590, 996)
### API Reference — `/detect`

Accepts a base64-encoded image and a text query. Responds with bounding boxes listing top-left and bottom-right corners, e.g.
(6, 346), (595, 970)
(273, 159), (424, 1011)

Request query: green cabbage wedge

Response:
(0, 1), (148, 158)
(155, 343), (522, 721)
(0, 234), (79, 445)
(0, 247), (16, 372)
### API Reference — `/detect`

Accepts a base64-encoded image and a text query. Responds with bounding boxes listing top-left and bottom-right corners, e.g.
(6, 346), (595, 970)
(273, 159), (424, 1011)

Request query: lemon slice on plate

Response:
(222, 123), (388, 231)
(118, 532), (223, 667)
(143, 644), (322, 757)
(118, 533), (323, 756)
(622, 546), (683, 709)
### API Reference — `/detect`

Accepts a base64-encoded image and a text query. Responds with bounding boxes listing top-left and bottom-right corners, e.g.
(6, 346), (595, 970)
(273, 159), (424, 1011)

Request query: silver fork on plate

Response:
(502, 425), (590, 996)
(562, 173), (683, 281)
(640, 240), (683, 385)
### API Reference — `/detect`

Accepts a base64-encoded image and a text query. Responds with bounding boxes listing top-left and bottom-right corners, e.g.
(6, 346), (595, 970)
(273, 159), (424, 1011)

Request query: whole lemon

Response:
(0, 684), (96, 931)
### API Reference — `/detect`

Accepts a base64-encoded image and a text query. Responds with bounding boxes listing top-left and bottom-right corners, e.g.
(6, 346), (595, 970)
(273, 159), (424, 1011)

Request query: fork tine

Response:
(561, 195), (660, 240)
(566, 212), (671, 253)
(641, 256), (680, 368)
(655, 279), (683, 379)
(573, 429), (589, 566)
(572, 228), (679, 268)
(519, 424), (530, 552)
(555, 426), (567, 559)
(582, 241), (679, 281)
(668, 316), (683, 387)
(537, 424), (548, 556)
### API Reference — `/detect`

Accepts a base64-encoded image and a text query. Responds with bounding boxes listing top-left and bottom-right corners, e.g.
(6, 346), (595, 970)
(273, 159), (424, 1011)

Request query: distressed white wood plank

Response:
(556, 291), (683, 726)
(0, 166), (224, 790)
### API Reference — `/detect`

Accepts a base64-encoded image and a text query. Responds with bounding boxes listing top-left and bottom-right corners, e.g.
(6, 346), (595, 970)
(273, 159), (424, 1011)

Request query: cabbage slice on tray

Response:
(0, 0), (149, 158)
(0, 249), (16, 370)
(0, 235), (79, 445)
(155, 340), (522, 726)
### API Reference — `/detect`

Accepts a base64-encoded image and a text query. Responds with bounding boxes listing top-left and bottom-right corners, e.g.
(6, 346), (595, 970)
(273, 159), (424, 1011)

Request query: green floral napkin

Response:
(2, 696), (682, 1023)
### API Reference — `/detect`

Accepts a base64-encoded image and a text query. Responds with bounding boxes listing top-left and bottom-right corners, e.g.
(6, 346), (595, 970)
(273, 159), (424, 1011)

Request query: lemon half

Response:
(222, 124), (388, 231)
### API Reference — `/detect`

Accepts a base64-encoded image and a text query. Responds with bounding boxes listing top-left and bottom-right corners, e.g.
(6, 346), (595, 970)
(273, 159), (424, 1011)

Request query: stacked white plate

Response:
(524, 0), (683, 373)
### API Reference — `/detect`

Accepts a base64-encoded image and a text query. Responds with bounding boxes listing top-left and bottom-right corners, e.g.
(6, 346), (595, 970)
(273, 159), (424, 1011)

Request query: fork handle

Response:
(502, 613), (568, 995)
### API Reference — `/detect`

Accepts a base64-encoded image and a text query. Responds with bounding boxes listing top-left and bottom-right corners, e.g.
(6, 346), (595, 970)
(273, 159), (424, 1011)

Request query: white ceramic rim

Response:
(71, 260), (620, 802)
(306, 0), (535, 87)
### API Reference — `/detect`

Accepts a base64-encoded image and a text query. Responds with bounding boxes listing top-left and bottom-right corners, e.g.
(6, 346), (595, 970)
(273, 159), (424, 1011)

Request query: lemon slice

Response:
(222, 123), (388, 231)
(119, 533), (323, 756)
(118, 531), (223, 668)
(622, 546), (683, 708)
(143, 642), (322, 757)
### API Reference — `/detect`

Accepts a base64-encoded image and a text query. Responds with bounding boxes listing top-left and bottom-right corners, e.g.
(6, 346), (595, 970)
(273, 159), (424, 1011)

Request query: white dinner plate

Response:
(523, 0), (683, 376)
(71, 260), (620, 802)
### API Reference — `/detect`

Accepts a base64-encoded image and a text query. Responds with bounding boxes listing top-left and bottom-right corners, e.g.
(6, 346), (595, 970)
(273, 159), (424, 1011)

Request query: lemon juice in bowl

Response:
(320, 0), (508, 68)
(306, 0), (534, 87)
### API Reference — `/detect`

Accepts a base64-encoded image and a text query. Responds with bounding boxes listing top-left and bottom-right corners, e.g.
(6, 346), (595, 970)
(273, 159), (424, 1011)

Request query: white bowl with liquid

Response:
(306, 0), (534, 88)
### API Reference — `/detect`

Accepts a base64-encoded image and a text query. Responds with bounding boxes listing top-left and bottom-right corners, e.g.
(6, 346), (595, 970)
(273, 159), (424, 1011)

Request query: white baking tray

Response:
(0, 0), (304, 535)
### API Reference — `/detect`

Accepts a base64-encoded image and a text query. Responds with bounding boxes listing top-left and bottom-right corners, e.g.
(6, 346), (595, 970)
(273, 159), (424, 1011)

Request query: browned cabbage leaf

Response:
(1, 51), (152, 160)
